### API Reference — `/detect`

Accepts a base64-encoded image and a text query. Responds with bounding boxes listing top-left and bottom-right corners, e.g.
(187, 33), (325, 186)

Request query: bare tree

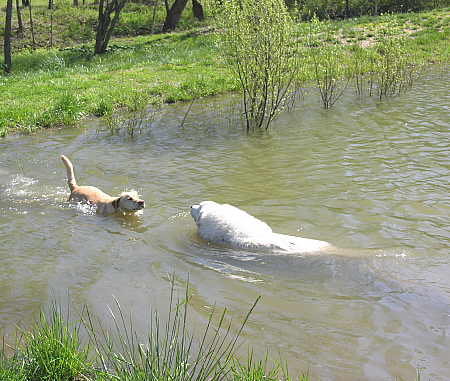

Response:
(49, 6), (53, 47)
(95, 0), (127, 54)
(28, 0), (36, 48)
(16, 0), (24, 35)
(162, 0), (188, 32)
(4, 0), (13, 73)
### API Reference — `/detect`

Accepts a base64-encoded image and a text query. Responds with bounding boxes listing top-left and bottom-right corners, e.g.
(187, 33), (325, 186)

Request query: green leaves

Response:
(217, 0), (299, 131)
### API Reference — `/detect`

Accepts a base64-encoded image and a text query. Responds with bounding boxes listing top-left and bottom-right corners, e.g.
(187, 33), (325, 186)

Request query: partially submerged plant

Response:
(83, 280), (261, 380)
(217, 0), (299, 131)
(349, 29), (420, 100)
(308, 17), (350, 109)
(101, 94), (163, 137)
(374, 36), (419, 100)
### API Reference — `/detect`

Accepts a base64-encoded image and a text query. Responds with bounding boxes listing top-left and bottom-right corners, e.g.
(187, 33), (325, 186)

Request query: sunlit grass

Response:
(0, 283), (300, 381)
(0, 32), (236, 136)
(0, 8), (448, 136)
(20, 303), (92, 381)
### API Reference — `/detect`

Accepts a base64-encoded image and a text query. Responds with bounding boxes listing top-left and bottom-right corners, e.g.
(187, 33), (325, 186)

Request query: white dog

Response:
(190, 201), (331, 254)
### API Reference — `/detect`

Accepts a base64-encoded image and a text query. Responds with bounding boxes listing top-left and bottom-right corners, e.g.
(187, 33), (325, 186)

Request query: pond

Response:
(0, 68), (449, 380)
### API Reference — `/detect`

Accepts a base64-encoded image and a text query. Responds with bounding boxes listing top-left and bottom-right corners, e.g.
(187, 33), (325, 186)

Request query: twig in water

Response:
(180, 98), (195, 129)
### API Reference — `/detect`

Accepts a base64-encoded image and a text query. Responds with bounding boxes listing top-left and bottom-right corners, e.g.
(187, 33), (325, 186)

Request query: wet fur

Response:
(60, 155), (145, 215)
(190, 201), (331, 253)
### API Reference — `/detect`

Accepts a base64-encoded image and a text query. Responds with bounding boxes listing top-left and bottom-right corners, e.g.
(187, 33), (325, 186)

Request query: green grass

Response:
(0, 302), (92, 381)
(0, 31), (237, 136)
(0, 349), (27, 381)
(0, 285), (303, 381)
(0, 291), (428, 381)
(21, 305), (92, 381)
(0, 0), (207, 51)
(0, 7), (448, 136)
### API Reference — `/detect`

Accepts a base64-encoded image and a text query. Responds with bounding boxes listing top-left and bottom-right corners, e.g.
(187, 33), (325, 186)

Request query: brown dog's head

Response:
(117, 191), (145, 212)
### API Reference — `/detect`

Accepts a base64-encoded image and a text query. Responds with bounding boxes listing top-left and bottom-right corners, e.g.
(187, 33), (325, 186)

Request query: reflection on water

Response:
(0, 68), (449, 380)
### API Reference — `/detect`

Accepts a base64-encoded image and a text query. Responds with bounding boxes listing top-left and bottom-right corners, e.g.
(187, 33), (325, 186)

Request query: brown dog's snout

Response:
(139, 200), (145, 208)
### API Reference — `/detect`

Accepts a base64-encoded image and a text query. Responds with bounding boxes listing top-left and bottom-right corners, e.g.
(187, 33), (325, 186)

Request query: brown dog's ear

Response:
(112, 198), (120, 209)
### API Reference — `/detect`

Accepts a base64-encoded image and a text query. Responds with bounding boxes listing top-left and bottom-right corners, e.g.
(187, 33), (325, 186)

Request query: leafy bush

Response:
(217, 0), (299, 130)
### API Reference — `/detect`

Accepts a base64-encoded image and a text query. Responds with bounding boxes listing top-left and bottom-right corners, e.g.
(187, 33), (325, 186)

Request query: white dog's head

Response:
(117, 190), (145, 212)
(190, 203), (201, 223)
(190, 201), (218, 224)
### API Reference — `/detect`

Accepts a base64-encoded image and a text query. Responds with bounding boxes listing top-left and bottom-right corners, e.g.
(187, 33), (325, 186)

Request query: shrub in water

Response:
(308, 17), (351, 109)
(374, 36), (417, 100)
(217, 0), (299, 131)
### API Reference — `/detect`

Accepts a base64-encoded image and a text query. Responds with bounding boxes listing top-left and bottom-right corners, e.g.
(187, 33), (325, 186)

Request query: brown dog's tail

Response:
(60, 155), (77, 191)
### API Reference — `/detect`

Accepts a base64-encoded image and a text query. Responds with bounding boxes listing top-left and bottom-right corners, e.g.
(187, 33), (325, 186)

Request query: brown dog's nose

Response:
(139, 200), (145, 208)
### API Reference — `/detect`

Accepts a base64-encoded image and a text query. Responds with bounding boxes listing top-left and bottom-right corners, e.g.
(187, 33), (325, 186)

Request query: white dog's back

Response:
(190, 201), (331, 253)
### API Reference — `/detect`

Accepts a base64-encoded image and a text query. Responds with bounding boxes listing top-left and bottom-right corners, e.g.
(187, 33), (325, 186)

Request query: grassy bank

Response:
(0, 293), (308, 381)
(0, 7), (449, 136)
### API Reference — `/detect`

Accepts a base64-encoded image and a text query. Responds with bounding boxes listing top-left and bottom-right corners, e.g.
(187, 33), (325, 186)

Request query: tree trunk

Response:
(28, 0), (36, 48)
(162, 0), (188, 32)
(150, 0), (159, 33)
(192, 0), (203, 21)
(16, 0), (24, 35)
(49, 8), (53, 47)
(95, 0), (127, 54)
(73, 0), (78, 6)
(22, 0), (29, 7)
(4, 0), (13, 73)
(48, 0), (53, 9)
(345, 0), (349, 18)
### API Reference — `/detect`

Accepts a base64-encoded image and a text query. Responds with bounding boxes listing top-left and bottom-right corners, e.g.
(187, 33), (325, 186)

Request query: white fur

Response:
(190, 201), (331, 253)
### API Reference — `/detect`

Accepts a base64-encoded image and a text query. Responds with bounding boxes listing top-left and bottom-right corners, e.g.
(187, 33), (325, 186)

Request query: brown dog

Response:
(61, 155), (145, 215)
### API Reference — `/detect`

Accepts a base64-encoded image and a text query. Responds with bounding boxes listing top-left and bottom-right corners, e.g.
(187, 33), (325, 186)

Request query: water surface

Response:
(1, 68), (449, 380)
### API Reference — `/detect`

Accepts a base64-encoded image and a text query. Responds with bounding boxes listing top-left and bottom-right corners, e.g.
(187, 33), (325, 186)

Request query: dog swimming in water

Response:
(190, 201), (331, 254)
(61, 155), (145, 216)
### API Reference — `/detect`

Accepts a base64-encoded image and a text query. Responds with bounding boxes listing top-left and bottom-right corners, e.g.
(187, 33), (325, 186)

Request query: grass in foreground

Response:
(0, 7), (448, 136)
(0, 286), (304, 381)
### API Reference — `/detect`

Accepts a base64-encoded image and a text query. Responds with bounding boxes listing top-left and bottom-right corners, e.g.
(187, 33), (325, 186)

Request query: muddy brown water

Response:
(1, 69), (449, 380)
